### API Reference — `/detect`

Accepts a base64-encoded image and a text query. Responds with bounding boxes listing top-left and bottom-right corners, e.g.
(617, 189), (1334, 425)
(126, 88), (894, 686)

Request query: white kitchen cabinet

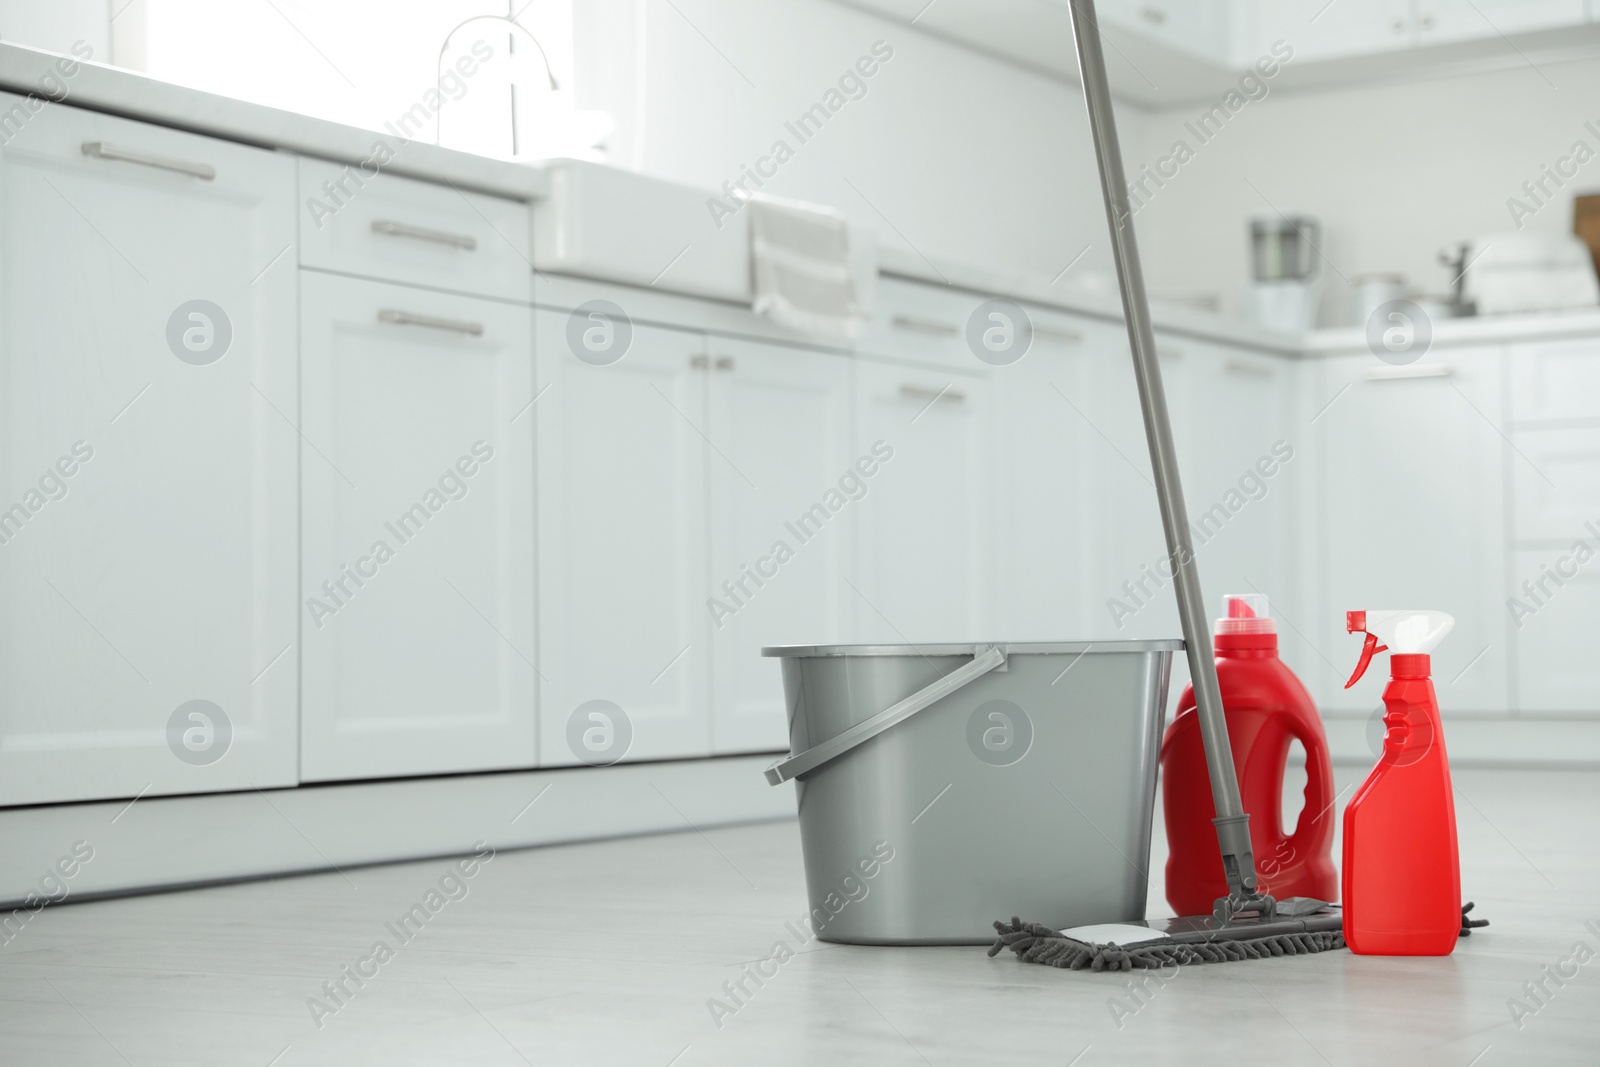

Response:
(992, 309), (1102, 641)
(1510, 426), (1600, 543)
(1511, 547), (1600, 713)
(705, 337), (854, 753)
(536, 307), (713, 766)
(0, 95), (298, 805)
(1413, 1), (1585, 45)
(296, 157), (531, 304)
(299, 272), (535, 781)
(1256, 0), (1410, 62)
(1510, 336), (1600, 424)
(1099, 0), (1234, 65)
(859, 277), (978, 372)
(1307, 346), (1510, 712)
(1178, 345), (1300, 637)
(1258, 0), (1583, 58)
(851, 358), (996, 644)
(1080, 328), (1185, 643)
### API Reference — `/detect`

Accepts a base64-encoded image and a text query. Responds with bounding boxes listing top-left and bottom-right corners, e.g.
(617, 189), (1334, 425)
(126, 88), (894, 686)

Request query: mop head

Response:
(989, 903), (1485, 971)
(988, 917), (1344, 971)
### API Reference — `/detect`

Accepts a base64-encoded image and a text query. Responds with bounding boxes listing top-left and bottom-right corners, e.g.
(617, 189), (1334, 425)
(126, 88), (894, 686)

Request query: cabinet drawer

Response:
(1512, 426), (1600, 542)
(1511, 338), (1600, 424)
(860, 278), (983, 370)
(861, 278), (1091, 372)
(298, 157), (531, 301)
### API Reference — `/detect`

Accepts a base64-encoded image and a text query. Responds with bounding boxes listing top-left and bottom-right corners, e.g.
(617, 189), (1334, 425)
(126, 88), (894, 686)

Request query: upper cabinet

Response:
(1098, 0), (1236, 65)
(0, 94), (299, 805)
(842, 0), (1600, 106)
(1410, 1), (1589, 45)
(1256, 0), (1412, 62)
(1258, 0), (1588, 57)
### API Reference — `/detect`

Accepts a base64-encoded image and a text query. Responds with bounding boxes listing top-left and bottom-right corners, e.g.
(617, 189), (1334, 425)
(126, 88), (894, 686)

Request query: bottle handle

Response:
(1271, 715), (1336, 884)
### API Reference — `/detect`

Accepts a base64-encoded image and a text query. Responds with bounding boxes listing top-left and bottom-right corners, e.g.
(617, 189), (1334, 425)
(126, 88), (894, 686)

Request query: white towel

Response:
(748, 196), (868, 340)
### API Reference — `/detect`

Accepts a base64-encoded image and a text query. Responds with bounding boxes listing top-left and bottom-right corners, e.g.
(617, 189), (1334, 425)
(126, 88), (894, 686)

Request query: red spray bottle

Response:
(1342, 609), (1461, 955)
(1161, 594), (1338, 915)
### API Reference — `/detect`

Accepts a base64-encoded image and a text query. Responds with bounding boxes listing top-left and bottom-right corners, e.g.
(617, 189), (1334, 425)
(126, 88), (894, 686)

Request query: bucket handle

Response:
(763, 646), (1007, 785)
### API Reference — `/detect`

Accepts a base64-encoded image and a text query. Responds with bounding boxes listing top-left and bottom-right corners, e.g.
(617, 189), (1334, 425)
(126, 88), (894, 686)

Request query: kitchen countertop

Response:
(876, 245), (1308, 355)
(881, 245), (1600, 357)
(4, 40), (1599, 358)
(0, 40), (550, 202)
(1303, 306), (1600, 352)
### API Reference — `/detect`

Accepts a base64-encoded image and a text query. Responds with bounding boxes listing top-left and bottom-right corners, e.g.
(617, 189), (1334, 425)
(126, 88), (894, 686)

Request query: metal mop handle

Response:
(1065, 0), (1269, 920)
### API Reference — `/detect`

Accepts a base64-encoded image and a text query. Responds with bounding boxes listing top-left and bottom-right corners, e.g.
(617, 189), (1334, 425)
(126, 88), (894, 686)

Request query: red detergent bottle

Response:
(1342, 609), (1461, 955)
(1161, 594), (1337, 915)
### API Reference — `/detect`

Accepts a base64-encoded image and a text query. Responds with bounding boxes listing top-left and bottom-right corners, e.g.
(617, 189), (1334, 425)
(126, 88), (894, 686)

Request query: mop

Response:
(988, 0), (1486, 971)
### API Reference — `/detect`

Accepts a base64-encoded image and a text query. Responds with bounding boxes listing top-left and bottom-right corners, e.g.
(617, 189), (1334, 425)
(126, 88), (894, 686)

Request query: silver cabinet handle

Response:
(377, 309), (484, 336)
(900, 383), (966, 404)
(1225, 359), (1274, 378)
(1033, 324), (1084, 344)
(892, 314), (959, 337)
(715, 356), (735, 371)
(81, 141), (215, 180)
(690, 354), (709, 369)
(1366, 362), (1451, 381)
(371, 219), (477, 250)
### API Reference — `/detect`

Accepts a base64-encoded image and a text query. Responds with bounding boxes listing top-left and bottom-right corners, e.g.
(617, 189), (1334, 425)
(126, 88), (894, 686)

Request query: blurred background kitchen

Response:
(11, 1), (1600, 325)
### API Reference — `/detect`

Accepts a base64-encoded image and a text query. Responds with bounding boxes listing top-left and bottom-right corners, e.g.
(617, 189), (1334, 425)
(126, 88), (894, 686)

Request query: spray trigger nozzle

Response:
(1343, 609), (1454, 688)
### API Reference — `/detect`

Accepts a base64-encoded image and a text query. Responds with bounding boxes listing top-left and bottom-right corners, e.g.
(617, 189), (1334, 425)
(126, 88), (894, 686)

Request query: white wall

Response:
(0, 0), (109, 61)
(0, 0), (1140, 288)
(1132, 54), (1600, 324)
(21, 0), (1587, 327)
(575, 0), (1142, 293)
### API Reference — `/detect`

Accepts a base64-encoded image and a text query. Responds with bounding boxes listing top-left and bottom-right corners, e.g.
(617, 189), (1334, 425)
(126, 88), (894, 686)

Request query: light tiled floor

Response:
(1, 766), (1596, 1065)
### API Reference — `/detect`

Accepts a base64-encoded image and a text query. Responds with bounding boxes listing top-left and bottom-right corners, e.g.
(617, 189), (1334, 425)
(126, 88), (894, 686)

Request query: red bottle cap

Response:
(1391, 653), (1431, 679)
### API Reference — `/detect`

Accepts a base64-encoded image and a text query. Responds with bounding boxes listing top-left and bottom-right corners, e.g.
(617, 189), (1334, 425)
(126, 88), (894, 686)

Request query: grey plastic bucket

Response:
(761, 641), (1179, 945)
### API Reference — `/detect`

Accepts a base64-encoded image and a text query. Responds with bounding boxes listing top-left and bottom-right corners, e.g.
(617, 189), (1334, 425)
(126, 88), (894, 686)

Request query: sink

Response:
(529, 159), (875, 306)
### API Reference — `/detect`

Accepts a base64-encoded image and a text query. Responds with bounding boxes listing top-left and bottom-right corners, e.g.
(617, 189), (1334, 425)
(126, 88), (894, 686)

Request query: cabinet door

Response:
(1179, 346), (1299, 640)
(1510, 427), (1600, 542)
(852, 359), (995, 644)
(1511, 548), (1600, 713)
(536, 308), (711, 765)
(300, 273), (535, 781)
(706, 338), (853, 753)
(0, 96), (297, 805)
(1081, 333), (1186, 644)
(992, 313), (1102, 641)
(1510, 336), (1600, 424)
(1098, 0), (1233, 65)
(1414, 1), (1584, 45)
(1257, 0), (1410, 61)
(1308, 347), (1510, 711)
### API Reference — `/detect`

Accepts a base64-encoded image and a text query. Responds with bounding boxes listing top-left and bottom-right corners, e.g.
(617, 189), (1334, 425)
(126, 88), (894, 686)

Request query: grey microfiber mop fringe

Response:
(987, 918), (1346, 971)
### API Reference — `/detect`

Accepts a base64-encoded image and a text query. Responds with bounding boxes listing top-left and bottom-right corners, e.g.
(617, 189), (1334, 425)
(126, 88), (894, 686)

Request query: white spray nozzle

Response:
(1344, 610), (1454, 687)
